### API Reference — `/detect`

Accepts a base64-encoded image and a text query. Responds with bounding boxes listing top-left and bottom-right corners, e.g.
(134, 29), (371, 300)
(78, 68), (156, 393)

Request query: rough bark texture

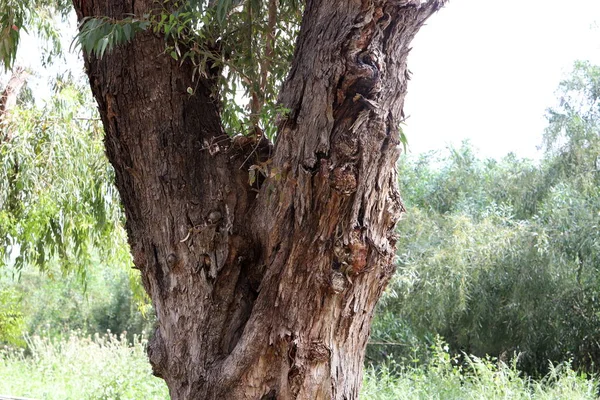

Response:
(72, 0), (445, 398)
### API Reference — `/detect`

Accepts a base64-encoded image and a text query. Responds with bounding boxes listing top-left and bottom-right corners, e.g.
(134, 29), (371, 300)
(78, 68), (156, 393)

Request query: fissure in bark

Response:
(72, 0), (445, 398)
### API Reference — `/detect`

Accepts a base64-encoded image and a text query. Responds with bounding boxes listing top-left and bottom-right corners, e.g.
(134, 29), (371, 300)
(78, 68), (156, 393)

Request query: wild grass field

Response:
(0, 332), (168, 399)
(1, 332), (597, 400)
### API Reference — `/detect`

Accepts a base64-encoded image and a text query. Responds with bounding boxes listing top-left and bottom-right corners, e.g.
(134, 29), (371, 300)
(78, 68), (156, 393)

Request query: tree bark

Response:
(72, 0), (445, 398)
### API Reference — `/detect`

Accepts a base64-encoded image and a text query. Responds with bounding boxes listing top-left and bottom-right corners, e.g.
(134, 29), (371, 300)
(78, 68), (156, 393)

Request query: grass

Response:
(362, 343), (599, 400)
(0, 333), (597, 399)
(0, 331), (169, 400)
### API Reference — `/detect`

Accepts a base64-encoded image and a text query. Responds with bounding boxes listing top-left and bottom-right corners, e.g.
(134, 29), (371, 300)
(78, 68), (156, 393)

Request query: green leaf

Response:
(399, 124), (409, 154)
(97, 37), (109, 59)
(123, 23), (132, 41)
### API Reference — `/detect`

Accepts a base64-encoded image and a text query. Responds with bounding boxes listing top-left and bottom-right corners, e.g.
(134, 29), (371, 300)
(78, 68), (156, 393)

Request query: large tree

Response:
(4, 0), (446, 398)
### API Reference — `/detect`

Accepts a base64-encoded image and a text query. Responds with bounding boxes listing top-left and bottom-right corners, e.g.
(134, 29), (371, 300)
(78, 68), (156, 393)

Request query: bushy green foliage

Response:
(370, 61), (600, 375)
(0, 75), (127, 273)
(2, 262), (155, 342)
(0, 332), (169, 399)
(74, 0), (301, 138)
(0, 73), (155, 343)
(0, 74), (154, 341)
(0, 286), (25, 347)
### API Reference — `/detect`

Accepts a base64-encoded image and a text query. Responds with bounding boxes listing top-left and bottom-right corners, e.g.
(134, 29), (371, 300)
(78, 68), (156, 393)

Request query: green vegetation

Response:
(2, 0), (600, 395)
(0, 75), (126, 272)
(2, 60), (600, 397)
(369, 60), (600, 377)
(0, 332), (169, 399)
(0, 0), (71, 69)
(0, 333), (596, 399)
(362, 340), (598, 400)
(0, 261), (153, 345)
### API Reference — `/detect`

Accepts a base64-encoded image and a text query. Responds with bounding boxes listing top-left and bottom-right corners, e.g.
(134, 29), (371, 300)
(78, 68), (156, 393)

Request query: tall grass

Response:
(0, 331), (169, 400)
(362, 342), (598, 400)
(0, 332), (597, 399)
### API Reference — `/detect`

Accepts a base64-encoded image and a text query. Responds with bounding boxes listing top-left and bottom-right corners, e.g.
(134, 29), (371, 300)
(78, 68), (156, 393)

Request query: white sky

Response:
(404, 0), (600, 160)
(7, 1), (600, 161)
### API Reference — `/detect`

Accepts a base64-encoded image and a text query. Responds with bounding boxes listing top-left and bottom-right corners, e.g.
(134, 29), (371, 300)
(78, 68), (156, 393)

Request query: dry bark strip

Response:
(72, 0), (446, 398)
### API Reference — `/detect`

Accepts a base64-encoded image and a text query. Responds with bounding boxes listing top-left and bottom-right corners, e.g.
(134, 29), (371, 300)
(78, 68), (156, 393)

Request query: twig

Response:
(367, 341), (409, 347)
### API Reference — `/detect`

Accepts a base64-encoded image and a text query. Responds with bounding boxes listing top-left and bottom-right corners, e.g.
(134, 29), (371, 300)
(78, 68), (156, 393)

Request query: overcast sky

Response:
(7, 0), (600, 161)
(404, 0), (600, 160)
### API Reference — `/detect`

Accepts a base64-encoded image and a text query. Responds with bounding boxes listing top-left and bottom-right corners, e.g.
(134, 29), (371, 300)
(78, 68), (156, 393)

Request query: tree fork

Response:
(73, 0), (445, 399)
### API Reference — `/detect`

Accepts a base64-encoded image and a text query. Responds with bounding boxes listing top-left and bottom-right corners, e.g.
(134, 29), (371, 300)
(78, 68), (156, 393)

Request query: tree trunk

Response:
(1, 66), (28, 142)
(72, 0), (445, 398)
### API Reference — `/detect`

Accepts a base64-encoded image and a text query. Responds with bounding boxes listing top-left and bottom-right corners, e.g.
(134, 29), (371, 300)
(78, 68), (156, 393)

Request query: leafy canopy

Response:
(75, 0), (302, 137)
(0, 0), (302, 273)
(0, 0), (71, 69)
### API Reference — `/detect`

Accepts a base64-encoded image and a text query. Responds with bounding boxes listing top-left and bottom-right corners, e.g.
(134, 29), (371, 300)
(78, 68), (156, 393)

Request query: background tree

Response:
(370, 61), (600, 375)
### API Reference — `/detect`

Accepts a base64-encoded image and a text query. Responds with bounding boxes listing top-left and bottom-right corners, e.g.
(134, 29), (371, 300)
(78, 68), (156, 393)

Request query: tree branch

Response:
(418, 0), (448, 19)
(0, 66), (28, 142)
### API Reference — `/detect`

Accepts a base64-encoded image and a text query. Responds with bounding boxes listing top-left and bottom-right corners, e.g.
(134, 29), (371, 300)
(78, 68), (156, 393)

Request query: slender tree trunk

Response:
(1, 67), (28, 141)
(72, 0), (445, 398)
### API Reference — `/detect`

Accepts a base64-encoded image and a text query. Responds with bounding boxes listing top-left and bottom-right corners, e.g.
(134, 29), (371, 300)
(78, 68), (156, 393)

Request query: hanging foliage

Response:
(0, 73), (128, 276)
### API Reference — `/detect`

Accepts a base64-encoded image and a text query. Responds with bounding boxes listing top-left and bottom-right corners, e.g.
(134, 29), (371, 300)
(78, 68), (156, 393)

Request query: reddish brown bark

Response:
(72, 0), (446, 398)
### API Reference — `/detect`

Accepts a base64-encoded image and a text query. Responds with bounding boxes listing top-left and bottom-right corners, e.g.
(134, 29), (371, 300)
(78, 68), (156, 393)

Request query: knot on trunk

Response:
(333, 229), (369, 275)
(331, 164), (358, 194)
(308, 341), (331, 363)
(329, 270), (349, 294)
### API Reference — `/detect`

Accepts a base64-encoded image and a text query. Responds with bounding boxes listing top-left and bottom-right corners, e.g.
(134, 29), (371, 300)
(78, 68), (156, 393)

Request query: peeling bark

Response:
(72, 0), (446, 398)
